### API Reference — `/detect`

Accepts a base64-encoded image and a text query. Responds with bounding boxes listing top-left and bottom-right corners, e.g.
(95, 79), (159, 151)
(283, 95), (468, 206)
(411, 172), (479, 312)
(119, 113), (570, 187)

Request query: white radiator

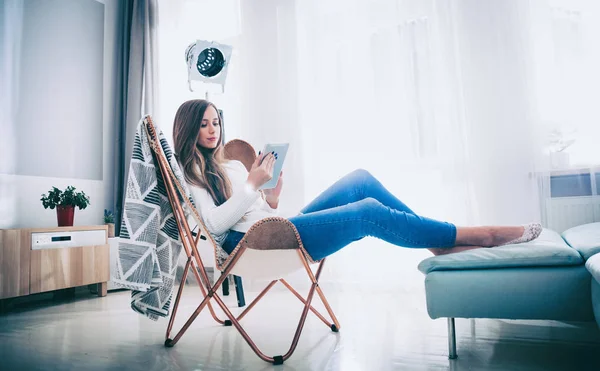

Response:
(544, 196), (600, 233)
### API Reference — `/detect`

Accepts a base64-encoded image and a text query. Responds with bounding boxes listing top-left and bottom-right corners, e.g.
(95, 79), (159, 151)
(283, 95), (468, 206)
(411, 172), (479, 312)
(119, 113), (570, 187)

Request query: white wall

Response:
(0, 0), (119, 229)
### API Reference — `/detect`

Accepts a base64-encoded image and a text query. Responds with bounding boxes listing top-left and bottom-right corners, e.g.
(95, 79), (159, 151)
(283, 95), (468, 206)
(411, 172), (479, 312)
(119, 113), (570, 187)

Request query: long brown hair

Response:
(173, 99), (232, 205)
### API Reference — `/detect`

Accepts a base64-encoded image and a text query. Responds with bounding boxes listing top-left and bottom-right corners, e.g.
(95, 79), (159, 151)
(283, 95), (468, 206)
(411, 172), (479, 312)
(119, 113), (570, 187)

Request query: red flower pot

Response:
(56, 205), (75, 227)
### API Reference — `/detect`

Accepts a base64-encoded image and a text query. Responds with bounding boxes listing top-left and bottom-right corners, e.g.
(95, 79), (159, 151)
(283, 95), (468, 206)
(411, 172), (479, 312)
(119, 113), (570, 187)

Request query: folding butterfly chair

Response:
(142, 116), (340, 365)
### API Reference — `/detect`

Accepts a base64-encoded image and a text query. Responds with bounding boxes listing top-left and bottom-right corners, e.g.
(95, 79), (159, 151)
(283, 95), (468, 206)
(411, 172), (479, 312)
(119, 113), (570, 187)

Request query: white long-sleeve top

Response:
(189, 160), (277, 244)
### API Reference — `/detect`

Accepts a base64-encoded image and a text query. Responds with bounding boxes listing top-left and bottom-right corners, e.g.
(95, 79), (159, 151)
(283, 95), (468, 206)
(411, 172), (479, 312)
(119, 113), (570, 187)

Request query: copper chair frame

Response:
(143, 117), (340, 365)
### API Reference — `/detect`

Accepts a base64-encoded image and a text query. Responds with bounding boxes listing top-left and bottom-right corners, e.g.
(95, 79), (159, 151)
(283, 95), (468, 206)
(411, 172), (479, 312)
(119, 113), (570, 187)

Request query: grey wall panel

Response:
(15, 0), (104, 180)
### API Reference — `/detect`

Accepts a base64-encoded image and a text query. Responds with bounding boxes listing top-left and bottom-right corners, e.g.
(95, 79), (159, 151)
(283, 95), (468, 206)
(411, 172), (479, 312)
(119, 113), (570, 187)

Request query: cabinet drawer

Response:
(31, 229), (106, 250)
(30, 244), (109, 294)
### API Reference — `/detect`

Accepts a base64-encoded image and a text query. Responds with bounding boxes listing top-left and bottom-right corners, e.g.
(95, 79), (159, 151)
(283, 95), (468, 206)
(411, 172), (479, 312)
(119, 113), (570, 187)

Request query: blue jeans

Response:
(222, 169), (457, 261)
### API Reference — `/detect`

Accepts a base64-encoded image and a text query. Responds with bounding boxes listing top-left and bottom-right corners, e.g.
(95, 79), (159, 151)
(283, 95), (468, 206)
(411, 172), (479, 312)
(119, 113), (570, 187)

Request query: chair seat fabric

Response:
(229, 249), (308, 279)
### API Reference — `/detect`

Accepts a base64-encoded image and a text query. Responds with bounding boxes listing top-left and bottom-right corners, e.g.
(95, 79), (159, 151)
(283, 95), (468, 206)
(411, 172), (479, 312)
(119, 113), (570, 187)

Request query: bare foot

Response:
(454, 224), (542, 247)
(455, 226), (523, 246)
(488, 226), (526, 246)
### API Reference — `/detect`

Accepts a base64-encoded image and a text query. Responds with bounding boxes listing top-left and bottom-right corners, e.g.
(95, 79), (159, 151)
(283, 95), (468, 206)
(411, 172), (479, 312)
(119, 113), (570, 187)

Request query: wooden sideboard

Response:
(0, 226), (109, 300)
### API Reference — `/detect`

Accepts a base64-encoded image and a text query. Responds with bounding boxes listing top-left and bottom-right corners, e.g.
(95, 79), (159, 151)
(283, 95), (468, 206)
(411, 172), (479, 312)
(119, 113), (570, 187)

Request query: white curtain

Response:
(528, 0), (600, 233)
(294, 0), (471, 289)
(158, 0), (600, 290)
(295, 0), (546, 289)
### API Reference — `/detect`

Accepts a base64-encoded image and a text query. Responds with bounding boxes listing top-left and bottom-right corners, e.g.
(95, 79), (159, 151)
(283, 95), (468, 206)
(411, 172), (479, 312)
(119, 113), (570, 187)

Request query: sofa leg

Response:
(448, 317), (457, 359)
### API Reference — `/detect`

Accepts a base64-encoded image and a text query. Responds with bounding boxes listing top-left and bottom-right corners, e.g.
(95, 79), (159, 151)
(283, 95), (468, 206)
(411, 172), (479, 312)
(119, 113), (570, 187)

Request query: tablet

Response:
(259, 143), (289, 190)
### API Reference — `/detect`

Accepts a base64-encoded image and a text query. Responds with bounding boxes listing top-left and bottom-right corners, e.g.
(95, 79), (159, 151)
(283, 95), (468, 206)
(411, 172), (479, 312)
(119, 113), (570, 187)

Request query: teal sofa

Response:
(418, 222), (600, 358)
(587, 253), (600, 329)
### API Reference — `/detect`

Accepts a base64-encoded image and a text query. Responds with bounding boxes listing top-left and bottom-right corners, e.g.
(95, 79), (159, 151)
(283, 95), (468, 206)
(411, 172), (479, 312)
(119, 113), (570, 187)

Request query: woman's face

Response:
(197, 105), (221, 149)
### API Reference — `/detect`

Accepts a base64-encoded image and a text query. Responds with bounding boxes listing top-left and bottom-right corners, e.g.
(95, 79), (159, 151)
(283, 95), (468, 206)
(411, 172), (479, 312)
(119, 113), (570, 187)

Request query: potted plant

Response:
(548, 127), (576, 168)
(40, 186), (90, 227)
(104, 209), (115, 238)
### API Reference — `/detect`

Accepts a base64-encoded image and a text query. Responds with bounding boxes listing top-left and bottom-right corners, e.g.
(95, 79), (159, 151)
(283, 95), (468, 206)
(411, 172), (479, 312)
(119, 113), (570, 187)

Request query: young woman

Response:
(173, 99), (542, 261)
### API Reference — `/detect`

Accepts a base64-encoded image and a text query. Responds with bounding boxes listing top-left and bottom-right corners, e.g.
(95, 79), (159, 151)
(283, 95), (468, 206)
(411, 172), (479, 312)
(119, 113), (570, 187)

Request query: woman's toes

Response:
(496, 223), (542, 246)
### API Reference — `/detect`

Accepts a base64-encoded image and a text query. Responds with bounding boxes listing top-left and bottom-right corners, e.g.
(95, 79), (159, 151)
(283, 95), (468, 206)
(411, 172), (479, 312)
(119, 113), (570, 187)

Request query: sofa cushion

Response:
(586, 253), (600, 283)
(592, 280), (600, 329)
(562, 222), (600, 260)
(418, 229), (583, 274)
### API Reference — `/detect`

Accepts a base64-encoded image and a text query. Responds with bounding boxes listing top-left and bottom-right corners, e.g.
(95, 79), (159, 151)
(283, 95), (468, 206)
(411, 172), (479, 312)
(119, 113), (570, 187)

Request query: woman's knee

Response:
(347, 169), (376, 189)
(350, 168), (372, 180)
(351, 198), (385, 236)
(355, 197), (384, 216)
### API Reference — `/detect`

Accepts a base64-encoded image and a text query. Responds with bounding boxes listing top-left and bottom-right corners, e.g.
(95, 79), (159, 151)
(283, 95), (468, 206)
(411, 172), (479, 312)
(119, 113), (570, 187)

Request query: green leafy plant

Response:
(104, 209), (115, 224)
(40, 186), (90, 210)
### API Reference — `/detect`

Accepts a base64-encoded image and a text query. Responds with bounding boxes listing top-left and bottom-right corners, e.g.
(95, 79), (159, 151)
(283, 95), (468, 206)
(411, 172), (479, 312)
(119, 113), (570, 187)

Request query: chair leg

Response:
(222, 275), (230, 296)
(448, 317), (457, 359)
(279, 278), (339, 331)
(165, 249), (339, 365)
(233, 275), (246, 307)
